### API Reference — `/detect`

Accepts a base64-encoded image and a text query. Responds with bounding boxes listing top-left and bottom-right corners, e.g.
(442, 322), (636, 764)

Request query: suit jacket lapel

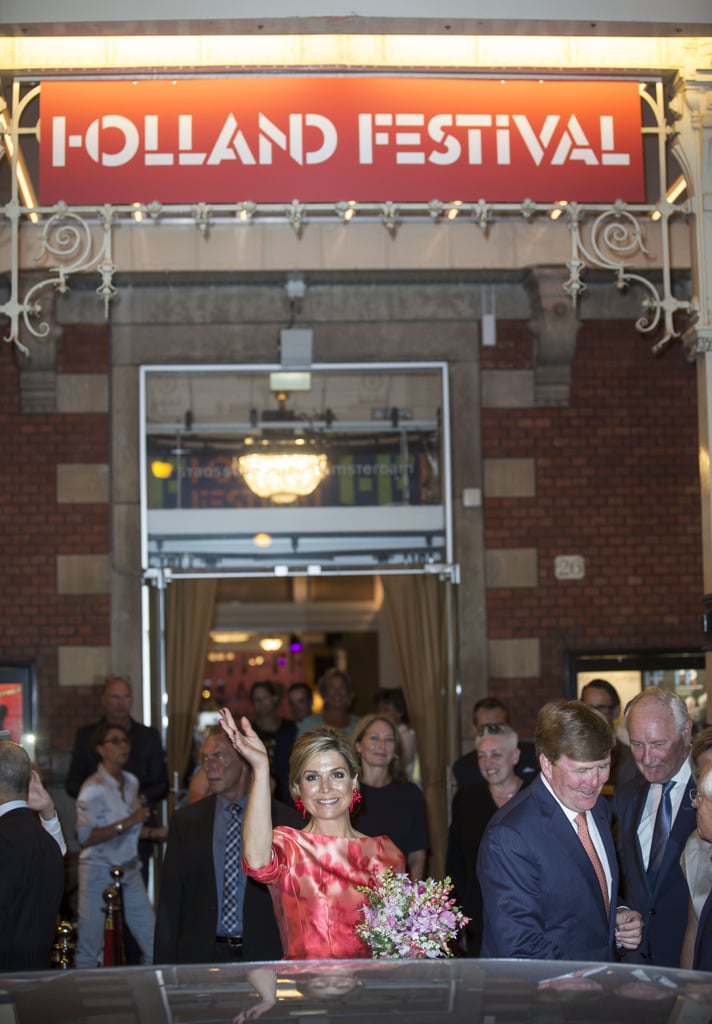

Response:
(535, 779), (611, 920)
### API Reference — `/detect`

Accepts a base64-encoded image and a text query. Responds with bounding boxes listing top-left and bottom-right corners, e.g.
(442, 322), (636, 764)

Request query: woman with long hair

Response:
(351, 713), (428, 881)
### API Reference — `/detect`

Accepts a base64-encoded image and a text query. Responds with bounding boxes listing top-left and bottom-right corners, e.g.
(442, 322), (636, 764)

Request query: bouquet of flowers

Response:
(356, 868), (469, 959)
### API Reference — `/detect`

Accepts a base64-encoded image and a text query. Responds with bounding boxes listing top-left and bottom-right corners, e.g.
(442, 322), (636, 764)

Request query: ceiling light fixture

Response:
(234, 392), (329, 504)
(259, 637), (283, 652)
(666, 175), (688, 204)
(151, 458), (174, 479)
(209, 631), (251, 644)
(236, 447), (329, 504)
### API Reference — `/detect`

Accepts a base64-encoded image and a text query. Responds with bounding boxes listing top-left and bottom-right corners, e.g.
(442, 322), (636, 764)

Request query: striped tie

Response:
(647, 780), (675, 885)
(221, 803), (242, 933)
(575, 812), (610, 915)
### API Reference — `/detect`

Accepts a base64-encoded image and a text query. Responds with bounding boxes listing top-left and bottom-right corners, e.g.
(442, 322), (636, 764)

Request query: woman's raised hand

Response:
(219, 708), (270, 772)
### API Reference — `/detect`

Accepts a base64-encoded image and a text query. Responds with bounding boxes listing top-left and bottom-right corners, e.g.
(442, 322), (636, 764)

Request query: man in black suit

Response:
(614, 687), (696, 967)
(580, 679), (637, 792)
(66, 675), (169, 806)
(452, 697), (538, 789)
(690, 761), (712, 971)
(154, 726), (301, 964)
(66, 675), (168, 880)
(0, 741), (64, 971)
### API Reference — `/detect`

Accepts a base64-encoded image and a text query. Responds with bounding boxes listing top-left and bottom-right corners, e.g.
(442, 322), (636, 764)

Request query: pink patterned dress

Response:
(244, 826), (405, 959)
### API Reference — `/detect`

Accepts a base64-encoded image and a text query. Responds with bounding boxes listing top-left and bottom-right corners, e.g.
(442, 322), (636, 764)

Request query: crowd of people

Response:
(1, 670), (712, 978)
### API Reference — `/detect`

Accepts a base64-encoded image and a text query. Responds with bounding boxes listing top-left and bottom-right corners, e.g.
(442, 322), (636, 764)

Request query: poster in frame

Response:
(0, 661), (37, 748)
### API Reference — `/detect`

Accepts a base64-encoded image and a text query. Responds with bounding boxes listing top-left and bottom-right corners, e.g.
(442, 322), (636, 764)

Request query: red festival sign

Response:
(39, 78), (644, 205)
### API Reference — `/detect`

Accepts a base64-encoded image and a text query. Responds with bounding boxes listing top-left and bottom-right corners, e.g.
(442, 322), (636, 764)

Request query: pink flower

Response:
(355, 869), (469, 959)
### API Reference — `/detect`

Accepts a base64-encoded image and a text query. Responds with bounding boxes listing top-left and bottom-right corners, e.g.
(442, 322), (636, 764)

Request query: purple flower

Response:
(355, 869), (470, 959)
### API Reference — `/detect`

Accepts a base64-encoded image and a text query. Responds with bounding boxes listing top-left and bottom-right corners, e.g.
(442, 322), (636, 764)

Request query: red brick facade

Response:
(0, 329), (111, 758)
(0, 317), (703, 766)
(482, 321), (702, 731)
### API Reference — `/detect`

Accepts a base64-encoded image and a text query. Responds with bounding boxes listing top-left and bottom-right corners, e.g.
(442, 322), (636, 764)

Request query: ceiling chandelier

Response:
(234, 441), (329, 505)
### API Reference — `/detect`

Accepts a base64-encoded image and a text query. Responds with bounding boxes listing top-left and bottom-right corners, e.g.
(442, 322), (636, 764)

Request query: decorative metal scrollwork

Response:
(0, 78), (699, 356)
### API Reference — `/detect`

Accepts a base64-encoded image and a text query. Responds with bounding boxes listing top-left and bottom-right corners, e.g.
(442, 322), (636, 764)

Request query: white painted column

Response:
(674, 71), (712, 695)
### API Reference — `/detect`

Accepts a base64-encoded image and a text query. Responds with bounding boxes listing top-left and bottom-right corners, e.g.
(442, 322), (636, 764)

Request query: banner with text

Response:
(39, 77), (645, 204)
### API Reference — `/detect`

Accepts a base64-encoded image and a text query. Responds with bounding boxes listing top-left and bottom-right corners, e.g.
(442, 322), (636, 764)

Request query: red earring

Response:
(349, 789), (362, 814)
(294, 797), (308, 819)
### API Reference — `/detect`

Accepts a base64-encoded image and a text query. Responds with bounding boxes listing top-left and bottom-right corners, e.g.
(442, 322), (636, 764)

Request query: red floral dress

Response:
(245, 827), (405, 959)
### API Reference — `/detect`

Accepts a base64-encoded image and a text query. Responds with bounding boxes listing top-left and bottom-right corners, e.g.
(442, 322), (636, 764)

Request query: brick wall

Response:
(482, 320), (702, 733)
(0, 316), (703, 770)
(0, 328), (111, 768)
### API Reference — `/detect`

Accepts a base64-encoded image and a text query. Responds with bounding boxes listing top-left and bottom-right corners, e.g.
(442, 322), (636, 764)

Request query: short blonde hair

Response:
(289, 727), (359, 801)
(475, 722), (519, 754)
(317, 667), (352, 700)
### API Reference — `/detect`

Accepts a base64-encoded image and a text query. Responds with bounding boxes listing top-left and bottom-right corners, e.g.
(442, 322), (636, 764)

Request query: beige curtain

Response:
(165, 578), (217, 786)
(382, 574), (451, 878)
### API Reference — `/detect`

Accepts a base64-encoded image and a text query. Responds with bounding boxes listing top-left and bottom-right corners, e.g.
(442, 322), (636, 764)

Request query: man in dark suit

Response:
(580, 679), (638, 792)
(614, 687), (696, 967)
(452, 697), (538, 789)
(477, 699), (642, 961)
(691, 760), (712, 971)
(66, 675), (169, 806)
(154, 726), (301, 963)
(0, 741), (65, 971)
(66, 674), (168, 896)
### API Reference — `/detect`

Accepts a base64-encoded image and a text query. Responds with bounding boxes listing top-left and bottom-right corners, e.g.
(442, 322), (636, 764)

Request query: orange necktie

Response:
(575, 812), (610, 915)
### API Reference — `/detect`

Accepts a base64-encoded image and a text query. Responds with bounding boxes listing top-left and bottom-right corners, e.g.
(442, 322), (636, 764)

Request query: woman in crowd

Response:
(351, 713), (428, 881)
(297, 668), (360, 735)
(219, 708), (404, 959)
(445, 723), (530, 956)
(75, 722), (166, 968)
(250, 680), (297, 804)
(374, 688), (420, 784)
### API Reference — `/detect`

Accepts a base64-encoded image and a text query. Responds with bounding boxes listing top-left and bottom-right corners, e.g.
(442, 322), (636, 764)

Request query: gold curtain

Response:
(165, 577), (217, 786)
(382, 574), (451, 878)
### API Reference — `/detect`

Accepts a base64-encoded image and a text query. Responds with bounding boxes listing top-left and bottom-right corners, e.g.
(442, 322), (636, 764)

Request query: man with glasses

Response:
(580, 679), (637, 791)
(614, 687), (696, 967)
(687, 761), (712, 970)
(154, 726), (300, 963)
(680, 727), (712, 968)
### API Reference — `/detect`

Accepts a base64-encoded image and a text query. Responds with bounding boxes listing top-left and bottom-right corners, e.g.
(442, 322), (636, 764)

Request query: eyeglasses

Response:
(690, 789), (709, 807)
(104, 737), (130, 746)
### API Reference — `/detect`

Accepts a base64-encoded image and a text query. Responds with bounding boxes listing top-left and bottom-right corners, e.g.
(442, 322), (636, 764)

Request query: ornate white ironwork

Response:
(0, 78), (696, 355)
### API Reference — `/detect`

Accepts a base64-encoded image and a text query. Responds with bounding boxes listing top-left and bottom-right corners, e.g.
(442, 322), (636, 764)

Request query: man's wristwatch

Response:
(115, 821), (124, 834)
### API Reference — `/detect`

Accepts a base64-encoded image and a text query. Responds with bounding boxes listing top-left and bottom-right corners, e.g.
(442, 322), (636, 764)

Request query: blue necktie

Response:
(221, 803), (242, 934)
(647, 780), (674, 884)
